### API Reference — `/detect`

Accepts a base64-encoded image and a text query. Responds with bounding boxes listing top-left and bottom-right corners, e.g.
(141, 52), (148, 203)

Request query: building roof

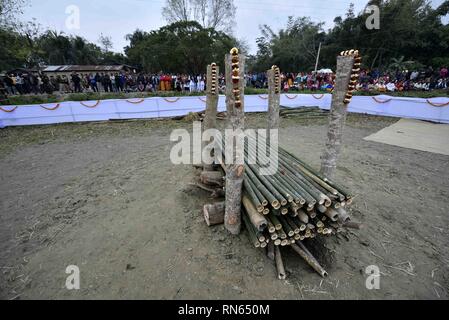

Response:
(42, 65), (133, 72)
(6, 68), (39, 74)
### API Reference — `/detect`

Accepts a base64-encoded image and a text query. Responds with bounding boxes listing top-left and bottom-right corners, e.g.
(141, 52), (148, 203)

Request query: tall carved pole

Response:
(224, 48), (245, 235)
(321, 50), (362, 179)
(267, 65), (281, 133)
(203, 63), (219, 171)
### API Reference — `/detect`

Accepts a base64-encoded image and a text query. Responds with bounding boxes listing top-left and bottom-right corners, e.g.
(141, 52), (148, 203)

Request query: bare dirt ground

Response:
(1, 114), (448, 300)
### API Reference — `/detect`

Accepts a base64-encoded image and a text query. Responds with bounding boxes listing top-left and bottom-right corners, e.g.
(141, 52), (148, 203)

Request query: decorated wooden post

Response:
(267, 65), (281, 132)
(224, 48), (245, 235)
(203, 63), (220, 171)
(320, 50), (362, 179)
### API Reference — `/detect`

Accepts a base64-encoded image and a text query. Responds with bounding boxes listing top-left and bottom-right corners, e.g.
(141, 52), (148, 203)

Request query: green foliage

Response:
(125, 20), (237, 74)
(2, 0), (448, 75)
(250, 0), (449, 72)
(0, 26), (128, 71)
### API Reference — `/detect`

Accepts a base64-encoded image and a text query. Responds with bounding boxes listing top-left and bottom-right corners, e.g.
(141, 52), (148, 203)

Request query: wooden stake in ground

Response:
(267, 66), (281, 133)
(203, 202), (225, 226)
(320, 52), (356, 179)
(224, 48), (245, 235)
(203, 63), (220, 171)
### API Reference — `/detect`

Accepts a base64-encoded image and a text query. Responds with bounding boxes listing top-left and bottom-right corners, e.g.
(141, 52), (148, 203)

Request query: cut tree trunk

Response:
(203, 202), (225, 226)
(203, 64), (220, 171)
(224, 52), (246, 235)
(267, 68), (280, 133)
(320, 55), (355, 179)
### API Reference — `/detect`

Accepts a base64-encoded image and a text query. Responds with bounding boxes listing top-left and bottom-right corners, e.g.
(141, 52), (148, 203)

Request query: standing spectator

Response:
(50, 76), (58, 92)
(15, 74), (23, 94)
(89, 74), (98, 92)
(4, 74), (15, 95)
(95, 73), (102, 91)
(440, 66), (448, 79)
(118, 73), (126, 92)
(30, 74), (39, 94)
(72, 73), (82, 93)
(110, 73), (117, 92)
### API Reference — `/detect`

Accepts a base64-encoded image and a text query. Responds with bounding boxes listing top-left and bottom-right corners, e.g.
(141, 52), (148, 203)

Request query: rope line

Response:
(0, 106), (18, 113)
(80, 100), (101, 108)
(40, 103), (61, 110)
(125, 98), (145, 104)
(426, 99), (449, 107)
(163, 97), (181, 103)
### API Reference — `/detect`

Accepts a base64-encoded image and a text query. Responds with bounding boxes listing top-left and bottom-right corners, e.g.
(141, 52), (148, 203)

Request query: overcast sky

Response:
(20, 0), (447, 54)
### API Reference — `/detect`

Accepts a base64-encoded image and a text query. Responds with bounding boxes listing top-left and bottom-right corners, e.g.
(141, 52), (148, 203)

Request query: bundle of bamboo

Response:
(240, 133), (356, 277)
(279, 107), (329, 118)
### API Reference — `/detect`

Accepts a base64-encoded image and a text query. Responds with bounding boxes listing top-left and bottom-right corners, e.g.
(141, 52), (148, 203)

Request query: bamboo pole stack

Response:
(238, 133), (356, 277)
(279, 106), (329, 118)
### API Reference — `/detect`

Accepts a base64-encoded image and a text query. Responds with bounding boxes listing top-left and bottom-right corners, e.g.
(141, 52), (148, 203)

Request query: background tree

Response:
(98, 33), (113, 52)
(125, 21), (237, 74)
(162, 0), (236, 31)
(0, 0), (28, 27)
(250, 17), (325, 72)
(249, 0), (449, 73)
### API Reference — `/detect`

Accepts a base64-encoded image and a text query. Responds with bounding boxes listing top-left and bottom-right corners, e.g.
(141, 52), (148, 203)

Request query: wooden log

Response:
(200, 171), (224, 187)
(203, 64), (220, 171)
(320, 54), (355, 179)
(203, 202), (225, 226)
(291, 243), (328, 278)
(344, 221), (364, 230)
(275, 246), (287, 279)
(224, 51), (246, 235)
(242, 194), (268, 232)
(189, 182), (225, 198)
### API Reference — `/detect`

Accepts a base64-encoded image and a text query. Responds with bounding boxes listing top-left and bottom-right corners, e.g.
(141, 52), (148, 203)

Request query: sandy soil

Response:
(1, 114), (448, 300)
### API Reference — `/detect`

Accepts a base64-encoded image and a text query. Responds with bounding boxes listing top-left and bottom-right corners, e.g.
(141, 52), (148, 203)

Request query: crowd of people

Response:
(1, 66), (448, 97)
(0, 72), (213, 96)
(246, 66), (449, 93)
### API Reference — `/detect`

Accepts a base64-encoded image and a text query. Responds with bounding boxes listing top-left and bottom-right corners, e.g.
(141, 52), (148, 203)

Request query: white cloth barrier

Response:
(1, 94), (448, 128)
(347, 95), (449, 124)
